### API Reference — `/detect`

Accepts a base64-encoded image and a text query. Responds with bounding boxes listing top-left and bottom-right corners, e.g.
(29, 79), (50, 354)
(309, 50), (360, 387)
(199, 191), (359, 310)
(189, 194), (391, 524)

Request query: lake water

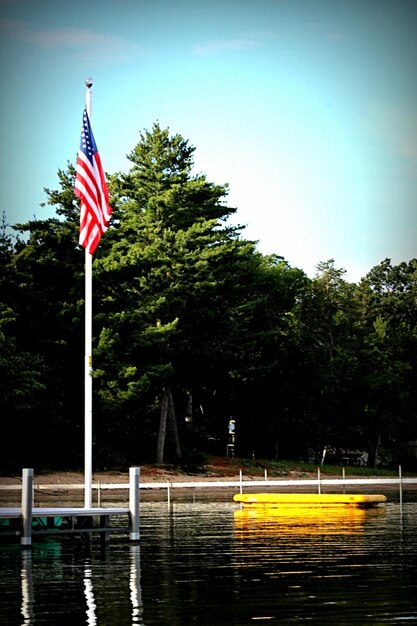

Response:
(1, 496), (417, 625)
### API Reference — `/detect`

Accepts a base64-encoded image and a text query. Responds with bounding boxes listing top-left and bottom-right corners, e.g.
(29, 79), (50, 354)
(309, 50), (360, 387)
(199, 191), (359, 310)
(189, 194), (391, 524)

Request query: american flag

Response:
(74, 108), (112, 255)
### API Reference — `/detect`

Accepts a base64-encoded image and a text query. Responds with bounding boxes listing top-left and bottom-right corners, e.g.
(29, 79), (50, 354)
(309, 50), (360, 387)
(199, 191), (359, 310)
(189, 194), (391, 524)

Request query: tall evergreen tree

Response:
(94, 124), (256, 463)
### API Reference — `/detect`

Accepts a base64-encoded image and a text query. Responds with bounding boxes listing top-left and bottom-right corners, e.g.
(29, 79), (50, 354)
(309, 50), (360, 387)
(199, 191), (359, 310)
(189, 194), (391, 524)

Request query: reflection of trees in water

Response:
(138, 503), (238, 624)
(9, 502), (417, 624)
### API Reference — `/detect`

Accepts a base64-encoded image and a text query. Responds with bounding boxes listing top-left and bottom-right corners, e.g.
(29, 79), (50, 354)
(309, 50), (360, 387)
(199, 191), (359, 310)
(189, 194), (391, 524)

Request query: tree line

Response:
(1, 123), (417, 473)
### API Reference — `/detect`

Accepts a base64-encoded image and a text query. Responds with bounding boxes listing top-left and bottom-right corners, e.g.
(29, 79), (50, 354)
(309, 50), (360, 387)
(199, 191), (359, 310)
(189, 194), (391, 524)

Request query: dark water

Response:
(1, 498), (417, 625)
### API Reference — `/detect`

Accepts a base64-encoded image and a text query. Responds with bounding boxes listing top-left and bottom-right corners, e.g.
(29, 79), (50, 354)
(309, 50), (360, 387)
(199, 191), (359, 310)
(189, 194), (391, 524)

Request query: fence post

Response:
(399, 465), (403, 511)
(21, 468), (34, 547)
(129, 467), (140, 541)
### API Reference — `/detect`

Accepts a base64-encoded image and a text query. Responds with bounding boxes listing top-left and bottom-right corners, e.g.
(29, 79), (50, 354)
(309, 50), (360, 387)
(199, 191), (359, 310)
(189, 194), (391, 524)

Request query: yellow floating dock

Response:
(233, 493), (387, 507)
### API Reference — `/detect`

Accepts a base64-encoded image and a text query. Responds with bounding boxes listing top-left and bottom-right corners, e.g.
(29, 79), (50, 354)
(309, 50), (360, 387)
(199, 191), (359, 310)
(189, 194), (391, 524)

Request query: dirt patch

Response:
(0, 456), (260, 486)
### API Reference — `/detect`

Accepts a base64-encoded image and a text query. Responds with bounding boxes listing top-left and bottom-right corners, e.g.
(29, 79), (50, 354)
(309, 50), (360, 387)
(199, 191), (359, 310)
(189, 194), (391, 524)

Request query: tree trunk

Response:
(167, 387), (182, 460)
(156, 387), (182, 464)
(368, 434), (381, 469)
(156, 388), (169, 464)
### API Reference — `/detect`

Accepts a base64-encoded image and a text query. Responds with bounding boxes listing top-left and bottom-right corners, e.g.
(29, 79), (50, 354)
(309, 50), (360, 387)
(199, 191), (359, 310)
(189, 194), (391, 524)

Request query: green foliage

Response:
(2, 128), (417, 471)
(179, 448), (209, 474)
(229, 457), (399, 477)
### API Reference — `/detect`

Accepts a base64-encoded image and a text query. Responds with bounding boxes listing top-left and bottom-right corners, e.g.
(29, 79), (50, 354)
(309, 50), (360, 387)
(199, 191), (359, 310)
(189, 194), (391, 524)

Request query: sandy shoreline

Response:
(1, 465), (414, 506)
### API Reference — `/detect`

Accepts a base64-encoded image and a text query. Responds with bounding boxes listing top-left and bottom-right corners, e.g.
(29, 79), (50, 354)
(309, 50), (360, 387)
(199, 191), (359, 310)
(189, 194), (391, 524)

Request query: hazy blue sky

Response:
(1, 0), (416, 281)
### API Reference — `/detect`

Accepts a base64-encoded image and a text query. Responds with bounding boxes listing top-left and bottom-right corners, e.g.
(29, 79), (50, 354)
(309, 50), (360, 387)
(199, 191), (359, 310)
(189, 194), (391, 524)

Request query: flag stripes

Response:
(75, 108), (112, 255)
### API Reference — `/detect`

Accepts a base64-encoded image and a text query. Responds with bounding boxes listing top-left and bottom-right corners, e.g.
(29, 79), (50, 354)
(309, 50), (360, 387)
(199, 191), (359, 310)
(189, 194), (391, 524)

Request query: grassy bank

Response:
(211, 456), (406, 478)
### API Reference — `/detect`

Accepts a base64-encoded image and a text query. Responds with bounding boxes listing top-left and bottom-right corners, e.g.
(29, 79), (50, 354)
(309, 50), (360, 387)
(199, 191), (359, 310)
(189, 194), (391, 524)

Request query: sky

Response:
(0, 0), (416, 282)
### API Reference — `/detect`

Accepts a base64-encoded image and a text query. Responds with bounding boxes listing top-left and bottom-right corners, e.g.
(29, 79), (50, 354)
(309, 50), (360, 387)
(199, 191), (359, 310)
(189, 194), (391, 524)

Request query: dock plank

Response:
(0, 506), (128, 519)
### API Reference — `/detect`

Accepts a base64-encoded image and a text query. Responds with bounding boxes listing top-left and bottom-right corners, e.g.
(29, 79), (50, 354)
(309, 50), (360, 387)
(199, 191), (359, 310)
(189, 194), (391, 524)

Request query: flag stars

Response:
(80, 109), (96, 159)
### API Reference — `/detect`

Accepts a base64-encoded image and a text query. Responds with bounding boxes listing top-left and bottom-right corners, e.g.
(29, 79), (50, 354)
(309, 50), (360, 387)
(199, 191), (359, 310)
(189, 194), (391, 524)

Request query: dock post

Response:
(21, 468), (34, 547)
(129, 467), (140, 541)
(100, 515), (110, 548)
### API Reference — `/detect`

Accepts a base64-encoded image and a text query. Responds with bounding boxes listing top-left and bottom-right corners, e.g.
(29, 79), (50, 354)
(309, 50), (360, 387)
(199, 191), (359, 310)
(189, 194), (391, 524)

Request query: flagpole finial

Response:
(85, 77), (93, 89)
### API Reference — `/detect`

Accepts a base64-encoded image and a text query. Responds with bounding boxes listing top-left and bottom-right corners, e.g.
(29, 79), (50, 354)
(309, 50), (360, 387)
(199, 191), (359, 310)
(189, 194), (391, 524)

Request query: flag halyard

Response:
(75, 108), (112, 254)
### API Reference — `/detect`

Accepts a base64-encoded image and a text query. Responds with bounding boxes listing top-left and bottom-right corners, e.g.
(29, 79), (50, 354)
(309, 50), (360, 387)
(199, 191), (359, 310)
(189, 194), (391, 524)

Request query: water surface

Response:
(1, 499), (416, 625)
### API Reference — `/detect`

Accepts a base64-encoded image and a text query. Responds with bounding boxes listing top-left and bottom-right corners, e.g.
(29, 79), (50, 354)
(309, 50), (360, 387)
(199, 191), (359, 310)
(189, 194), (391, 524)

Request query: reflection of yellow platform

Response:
(234, 503), (386, 537)
(233, 493), (387, 507)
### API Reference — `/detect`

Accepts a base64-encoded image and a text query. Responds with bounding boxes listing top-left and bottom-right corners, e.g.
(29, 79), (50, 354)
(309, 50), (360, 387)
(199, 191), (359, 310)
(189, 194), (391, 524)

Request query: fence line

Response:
(1, 475), (416, 495)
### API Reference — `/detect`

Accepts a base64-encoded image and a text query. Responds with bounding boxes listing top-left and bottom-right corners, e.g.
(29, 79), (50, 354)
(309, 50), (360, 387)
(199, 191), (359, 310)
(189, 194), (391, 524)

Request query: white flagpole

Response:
(84, 79), (93, 508)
